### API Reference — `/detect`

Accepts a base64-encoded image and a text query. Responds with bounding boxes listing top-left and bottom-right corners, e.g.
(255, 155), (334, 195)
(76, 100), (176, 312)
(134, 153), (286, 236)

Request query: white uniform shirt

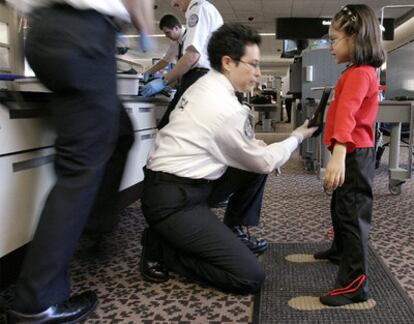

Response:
(7, 0), (130, 21)
(162, 28), (187, 64)
(184, 0), (223, 69)
(147, 70), (300, 180)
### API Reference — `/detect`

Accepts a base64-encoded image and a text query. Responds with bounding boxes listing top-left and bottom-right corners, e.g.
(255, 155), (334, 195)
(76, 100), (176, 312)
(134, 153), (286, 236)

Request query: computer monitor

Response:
(281, 40), (298, 58)
(281, 40), (309, 58)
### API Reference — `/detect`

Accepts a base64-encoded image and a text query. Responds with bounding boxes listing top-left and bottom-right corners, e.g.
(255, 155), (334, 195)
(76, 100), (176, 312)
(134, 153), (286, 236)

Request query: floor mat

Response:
(253, 242), (414, 324)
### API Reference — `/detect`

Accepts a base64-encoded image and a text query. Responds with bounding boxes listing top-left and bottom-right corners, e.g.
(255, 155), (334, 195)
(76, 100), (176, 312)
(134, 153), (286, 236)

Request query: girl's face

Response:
(328, 26), (353, 64)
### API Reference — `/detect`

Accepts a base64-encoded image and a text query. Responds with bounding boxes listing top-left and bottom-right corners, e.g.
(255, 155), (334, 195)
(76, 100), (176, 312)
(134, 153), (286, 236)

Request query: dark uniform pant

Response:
(157, 67), (209, 129)
(141, 167), (267, 294)
(329, 148), (375, 293)
(13, 5), (134, 313)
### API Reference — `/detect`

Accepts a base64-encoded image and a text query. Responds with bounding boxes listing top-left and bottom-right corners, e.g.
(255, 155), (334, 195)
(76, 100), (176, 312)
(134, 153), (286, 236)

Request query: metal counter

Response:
(318, 100), (414, 195)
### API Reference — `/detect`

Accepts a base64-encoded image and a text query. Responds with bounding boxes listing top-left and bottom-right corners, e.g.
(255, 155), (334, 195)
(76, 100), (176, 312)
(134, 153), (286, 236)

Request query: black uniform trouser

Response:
(13, 5), (133, 313)
(207, 167), (267, 226)
(329, 148), (375, 293)
(157, 68), (209, 129)
(285, 98), (292, 122)
(141, 168), (267, 294)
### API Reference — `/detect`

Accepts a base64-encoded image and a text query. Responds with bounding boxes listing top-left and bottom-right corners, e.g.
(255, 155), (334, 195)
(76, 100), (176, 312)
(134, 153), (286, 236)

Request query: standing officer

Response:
(143, 14), (186, 82)
(139, 23), (317, 293)
(141, 0), (223, 129)
(5, 1), (154, 323)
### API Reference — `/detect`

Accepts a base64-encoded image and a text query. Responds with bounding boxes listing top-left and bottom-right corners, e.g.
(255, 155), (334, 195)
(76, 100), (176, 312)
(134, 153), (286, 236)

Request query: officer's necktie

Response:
(177, 30), (187, 60)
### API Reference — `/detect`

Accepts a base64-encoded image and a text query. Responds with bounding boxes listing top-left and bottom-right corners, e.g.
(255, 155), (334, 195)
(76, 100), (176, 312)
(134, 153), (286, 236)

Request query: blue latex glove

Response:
(138, 32), (154, 53)
(143, 72), (150, 83)
(141, 78), (167, 97)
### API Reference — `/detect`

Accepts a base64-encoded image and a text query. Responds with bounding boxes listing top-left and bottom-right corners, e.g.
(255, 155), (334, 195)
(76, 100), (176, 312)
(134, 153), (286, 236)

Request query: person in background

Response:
(284, 96), (293, 123)
(142, 14), (186, 83)
(5, 1), (154, 323)
(139, 23), (317, 293)
(141, 0), (223, 129)
(312, 4), (386, 306)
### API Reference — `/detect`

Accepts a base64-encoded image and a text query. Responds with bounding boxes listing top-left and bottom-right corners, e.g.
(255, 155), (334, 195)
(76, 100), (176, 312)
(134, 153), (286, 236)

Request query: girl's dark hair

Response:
(332, 4), (386, 67)
(159, 14), (181, 30)
(208, 23), (261, 72)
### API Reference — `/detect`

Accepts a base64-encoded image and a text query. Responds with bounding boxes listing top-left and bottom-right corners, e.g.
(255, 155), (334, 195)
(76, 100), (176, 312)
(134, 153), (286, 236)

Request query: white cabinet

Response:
(123, 102), (157, 131)
(119, 129), (157, 191)
(0, 103), (55, 155)
(0, 147), (55, 257)
(0, 97), (164, 258)
(119, 101), (171, 191)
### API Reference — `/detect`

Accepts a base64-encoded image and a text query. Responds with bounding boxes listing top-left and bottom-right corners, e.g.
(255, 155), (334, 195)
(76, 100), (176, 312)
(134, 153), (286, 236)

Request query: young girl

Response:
(313, 4), (386, 306)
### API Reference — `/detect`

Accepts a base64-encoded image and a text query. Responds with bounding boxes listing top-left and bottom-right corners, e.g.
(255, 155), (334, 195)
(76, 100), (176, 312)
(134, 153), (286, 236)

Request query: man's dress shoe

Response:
(140, 229), (169, 283)
(232, 226), (268, 254)
(140, 259), (170, 283)
(6, 291), (97, 324)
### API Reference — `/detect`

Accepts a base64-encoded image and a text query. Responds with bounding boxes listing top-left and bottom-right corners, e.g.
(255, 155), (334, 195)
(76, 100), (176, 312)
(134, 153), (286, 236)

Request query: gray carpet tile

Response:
(253, 243), (414, 324)
(1, 132), (413, 323)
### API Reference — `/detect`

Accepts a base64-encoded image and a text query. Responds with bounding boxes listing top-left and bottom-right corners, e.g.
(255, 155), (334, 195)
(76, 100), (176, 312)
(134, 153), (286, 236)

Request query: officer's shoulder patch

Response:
(244, 119), (254, 139)
(188, 14), (199, 28)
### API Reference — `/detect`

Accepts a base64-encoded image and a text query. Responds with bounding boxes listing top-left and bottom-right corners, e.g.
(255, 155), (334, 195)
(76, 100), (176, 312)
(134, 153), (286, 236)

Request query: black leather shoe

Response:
(6, 291), (98, 324)
(232, 226), (268, 255)
(140, 229), (169, 283)
(140, 259), (170, 283)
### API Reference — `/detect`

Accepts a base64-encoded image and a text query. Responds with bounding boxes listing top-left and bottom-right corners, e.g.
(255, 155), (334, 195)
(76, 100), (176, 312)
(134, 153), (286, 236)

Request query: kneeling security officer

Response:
(139, 23), (317, 293)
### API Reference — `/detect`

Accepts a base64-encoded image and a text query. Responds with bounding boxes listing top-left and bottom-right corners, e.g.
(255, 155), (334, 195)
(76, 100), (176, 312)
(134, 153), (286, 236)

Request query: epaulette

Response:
(189, 2), (199, 11)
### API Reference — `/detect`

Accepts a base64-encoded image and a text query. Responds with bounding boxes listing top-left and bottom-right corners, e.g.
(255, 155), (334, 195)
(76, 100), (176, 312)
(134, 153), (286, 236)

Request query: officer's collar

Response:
(209, 69), (237, 95)
(179, 28), (187, 43)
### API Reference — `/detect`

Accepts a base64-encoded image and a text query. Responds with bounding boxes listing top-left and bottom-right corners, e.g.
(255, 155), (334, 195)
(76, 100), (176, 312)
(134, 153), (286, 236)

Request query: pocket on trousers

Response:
(142, 182), (188, 224)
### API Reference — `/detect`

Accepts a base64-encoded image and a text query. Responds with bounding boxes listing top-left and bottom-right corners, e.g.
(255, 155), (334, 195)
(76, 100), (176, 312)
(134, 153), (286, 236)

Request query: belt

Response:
(145, 168), (212, 185)
(191, 67), (209, 73)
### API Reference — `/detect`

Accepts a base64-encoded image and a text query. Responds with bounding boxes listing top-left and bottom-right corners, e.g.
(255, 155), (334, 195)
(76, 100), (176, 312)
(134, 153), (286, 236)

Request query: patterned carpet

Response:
(1, 125), (413, 323)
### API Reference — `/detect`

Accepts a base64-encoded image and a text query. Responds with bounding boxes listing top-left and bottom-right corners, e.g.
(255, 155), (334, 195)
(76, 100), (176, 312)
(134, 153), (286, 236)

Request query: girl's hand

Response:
(324, 143), (347, 190)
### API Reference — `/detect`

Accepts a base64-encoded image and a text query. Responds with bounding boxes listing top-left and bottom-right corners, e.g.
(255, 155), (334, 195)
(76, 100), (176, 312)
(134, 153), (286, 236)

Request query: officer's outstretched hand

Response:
(291, 119), (318, 143)
(138, 32), (155, 53)
(141, 78), (167, 97)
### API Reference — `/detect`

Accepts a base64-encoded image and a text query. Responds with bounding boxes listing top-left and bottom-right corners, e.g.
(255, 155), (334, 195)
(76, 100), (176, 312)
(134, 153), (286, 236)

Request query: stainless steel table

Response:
(317, 100), (414, 195)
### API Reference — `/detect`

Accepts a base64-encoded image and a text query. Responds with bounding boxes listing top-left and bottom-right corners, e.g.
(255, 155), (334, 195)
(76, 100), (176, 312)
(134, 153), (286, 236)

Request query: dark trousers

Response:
(141, 168), (267, 293)
(13, 6), (134, 313)
(329, 148), (375, 293)
(208, 167), (267, 226)
(285, 98), (292, 122)
(157, 68), (209, 129)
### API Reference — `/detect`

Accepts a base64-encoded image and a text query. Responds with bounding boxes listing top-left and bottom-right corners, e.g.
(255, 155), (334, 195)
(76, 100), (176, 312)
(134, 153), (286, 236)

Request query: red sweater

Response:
(323, 65), (379, 152)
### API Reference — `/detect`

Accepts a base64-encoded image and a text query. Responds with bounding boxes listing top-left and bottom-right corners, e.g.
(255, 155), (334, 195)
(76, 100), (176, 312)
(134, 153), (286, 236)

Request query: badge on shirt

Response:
(244, 119), (254, 139)
(188, 14), (199, 28)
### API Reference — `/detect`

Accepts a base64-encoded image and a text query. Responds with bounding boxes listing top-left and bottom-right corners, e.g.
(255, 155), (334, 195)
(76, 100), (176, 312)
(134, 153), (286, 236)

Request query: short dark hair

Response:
(331, 4), (386, 68)
(208, 23), (261, 72)
(159, 14), (181, 30)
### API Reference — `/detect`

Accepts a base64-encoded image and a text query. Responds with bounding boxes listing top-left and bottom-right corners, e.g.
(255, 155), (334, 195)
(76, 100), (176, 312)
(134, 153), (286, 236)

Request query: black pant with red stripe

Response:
(330, 148), (375, 295)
